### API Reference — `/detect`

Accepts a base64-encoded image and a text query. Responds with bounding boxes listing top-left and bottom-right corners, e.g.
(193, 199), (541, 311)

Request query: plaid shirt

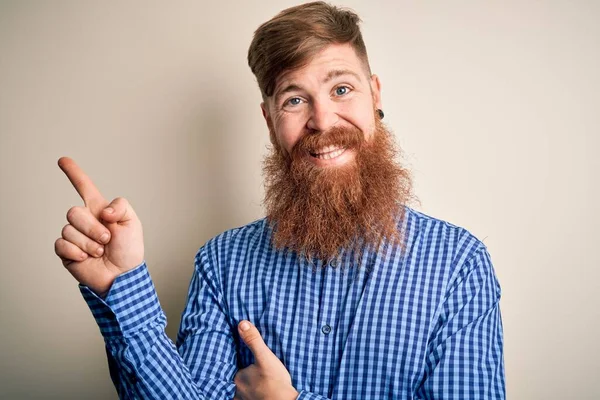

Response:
(81, 206), (505, 399)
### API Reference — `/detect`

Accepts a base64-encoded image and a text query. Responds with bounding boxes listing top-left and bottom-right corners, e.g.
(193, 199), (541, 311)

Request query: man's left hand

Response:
(234, 320), (299, 400)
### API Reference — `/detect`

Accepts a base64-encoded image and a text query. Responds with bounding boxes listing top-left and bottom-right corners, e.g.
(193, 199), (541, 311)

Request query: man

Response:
(55, 2), (505, 399)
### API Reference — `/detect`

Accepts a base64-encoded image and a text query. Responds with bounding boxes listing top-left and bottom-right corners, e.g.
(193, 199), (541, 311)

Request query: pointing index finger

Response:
(58, 157), (106, 210)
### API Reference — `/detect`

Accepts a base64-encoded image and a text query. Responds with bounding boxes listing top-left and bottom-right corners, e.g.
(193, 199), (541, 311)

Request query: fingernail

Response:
(80, 252), (88, 260)
(100, 233), (109, 243)
(104, 207), (114, 214)
(96, 247), (104, 256)
(239, 321), (250, 332)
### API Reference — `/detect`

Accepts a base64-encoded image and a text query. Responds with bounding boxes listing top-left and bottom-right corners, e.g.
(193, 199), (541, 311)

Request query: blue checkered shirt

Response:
(81, 207), (505, 399)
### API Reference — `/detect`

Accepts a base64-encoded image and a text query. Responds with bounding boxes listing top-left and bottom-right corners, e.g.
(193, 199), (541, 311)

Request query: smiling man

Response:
(260, 40), (411, 266)
(55, 2), (505, 399)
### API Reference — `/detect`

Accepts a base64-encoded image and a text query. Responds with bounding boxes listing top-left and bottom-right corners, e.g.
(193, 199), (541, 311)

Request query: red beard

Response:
(263, 117), (414, 265)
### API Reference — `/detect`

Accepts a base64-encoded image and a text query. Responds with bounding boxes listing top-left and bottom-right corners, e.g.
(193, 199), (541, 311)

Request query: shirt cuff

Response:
(79, 261), (164, 340)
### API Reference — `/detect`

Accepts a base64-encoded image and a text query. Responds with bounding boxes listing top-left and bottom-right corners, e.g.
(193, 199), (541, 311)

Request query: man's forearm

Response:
(81, 262), (236, 399)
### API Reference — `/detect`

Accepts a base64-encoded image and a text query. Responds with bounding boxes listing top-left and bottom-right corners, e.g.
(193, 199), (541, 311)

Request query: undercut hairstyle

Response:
(247, 1), (372, 99)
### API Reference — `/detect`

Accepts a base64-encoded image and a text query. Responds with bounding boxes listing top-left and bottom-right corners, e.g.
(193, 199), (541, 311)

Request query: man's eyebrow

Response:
(274, 69), (363, 103)
(323, 69), (362, 84)
(274, 84), (304, 104)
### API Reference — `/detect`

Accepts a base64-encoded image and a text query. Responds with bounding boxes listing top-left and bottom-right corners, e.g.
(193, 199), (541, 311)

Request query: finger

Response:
(238, 320), (272, 365)
(66, 206), (111, 245)
(55, 237), (88, 264)
(101, 197), (135, 224)
(58, 157), (107, 212)
(62, 224), (105, 257)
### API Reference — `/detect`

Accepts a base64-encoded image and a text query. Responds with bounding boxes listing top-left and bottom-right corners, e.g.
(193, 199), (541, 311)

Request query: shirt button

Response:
(329, 259), (337, 267)
(321, 324), (332, 335)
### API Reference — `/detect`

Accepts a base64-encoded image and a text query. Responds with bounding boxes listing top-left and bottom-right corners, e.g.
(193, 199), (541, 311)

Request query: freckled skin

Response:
(260, 43), (383, 168)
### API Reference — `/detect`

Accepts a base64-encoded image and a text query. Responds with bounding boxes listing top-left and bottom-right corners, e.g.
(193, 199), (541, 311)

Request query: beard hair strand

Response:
(263, 119), (414, 268)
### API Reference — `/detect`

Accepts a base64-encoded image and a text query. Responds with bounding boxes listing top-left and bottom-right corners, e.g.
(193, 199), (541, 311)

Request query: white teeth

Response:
(314, 147), (345, 160)
(317, 145), (339, 154)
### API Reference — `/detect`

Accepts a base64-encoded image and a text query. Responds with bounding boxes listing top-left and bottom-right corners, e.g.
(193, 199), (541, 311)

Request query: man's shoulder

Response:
(402, 206), (488, 263)
(212, 217), (269, 241)
(196, 217), (271, 262)
(403, 206), (479, 237)
(402, 206), (501, 299)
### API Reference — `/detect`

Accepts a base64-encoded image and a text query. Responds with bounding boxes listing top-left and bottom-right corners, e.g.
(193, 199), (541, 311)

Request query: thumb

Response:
(101, 197), (134, 224)
(238, 320), (272, 365)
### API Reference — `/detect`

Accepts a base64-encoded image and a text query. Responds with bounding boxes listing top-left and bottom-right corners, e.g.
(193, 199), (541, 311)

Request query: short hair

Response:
(247, 1), (371, 99)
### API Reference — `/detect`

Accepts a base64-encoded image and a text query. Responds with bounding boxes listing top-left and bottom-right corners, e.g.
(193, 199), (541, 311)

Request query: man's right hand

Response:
(54, 157), (145, 298)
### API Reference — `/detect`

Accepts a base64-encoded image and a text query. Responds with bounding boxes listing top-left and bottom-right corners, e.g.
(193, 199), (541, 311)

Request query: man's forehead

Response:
(271, 45), (370, 99)
(279, 44), (363, 80)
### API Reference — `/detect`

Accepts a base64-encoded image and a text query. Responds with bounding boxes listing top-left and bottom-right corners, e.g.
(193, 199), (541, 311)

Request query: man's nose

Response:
(306, 99), (338, 133)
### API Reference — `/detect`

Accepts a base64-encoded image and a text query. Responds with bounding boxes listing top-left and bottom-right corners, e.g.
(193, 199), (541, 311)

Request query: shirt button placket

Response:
(321, 259), (336, 338)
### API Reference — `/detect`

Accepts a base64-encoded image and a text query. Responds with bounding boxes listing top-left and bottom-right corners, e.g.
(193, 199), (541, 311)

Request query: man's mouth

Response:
(309, 145), (347, 160)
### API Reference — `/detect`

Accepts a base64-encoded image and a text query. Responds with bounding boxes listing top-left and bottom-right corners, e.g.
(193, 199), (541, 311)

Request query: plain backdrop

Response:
(0, 1), (598, 399)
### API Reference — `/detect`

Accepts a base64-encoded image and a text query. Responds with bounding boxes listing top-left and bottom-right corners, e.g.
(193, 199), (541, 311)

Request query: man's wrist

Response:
(79, 261), (164, 339)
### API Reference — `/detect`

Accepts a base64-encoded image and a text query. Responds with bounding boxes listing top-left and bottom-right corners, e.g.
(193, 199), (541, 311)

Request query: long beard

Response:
(263, 118), (414, 265)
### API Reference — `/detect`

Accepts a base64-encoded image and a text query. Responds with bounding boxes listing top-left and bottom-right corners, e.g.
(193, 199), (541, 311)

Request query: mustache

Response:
(290, 126), (365, 161)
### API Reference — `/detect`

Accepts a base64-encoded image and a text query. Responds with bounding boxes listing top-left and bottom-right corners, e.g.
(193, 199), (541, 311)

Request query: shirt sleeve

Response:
(80, 246), (237, 399)
(415, 245), (506, 400)
(296, 391), (331, 399)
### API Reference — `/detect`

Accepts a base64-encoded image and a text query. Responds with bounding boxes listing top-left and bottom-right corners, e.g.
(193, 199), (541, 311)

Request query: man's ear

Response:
(370, 74), (382, 110)
(260, 101), (277, 146)
(260, 101), (269, 121)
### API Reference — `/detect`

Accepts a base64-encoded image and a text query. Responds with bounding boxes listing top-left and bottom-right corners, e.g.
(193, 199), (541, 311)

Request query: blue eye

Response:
(335, 86), (350, 96)
(287, 97), (302, 106)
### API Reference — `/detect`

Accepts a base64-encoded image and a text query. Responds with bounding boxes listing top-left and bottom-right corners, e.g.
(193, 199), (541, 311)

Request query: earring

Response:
(377, 109), (384, 119)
